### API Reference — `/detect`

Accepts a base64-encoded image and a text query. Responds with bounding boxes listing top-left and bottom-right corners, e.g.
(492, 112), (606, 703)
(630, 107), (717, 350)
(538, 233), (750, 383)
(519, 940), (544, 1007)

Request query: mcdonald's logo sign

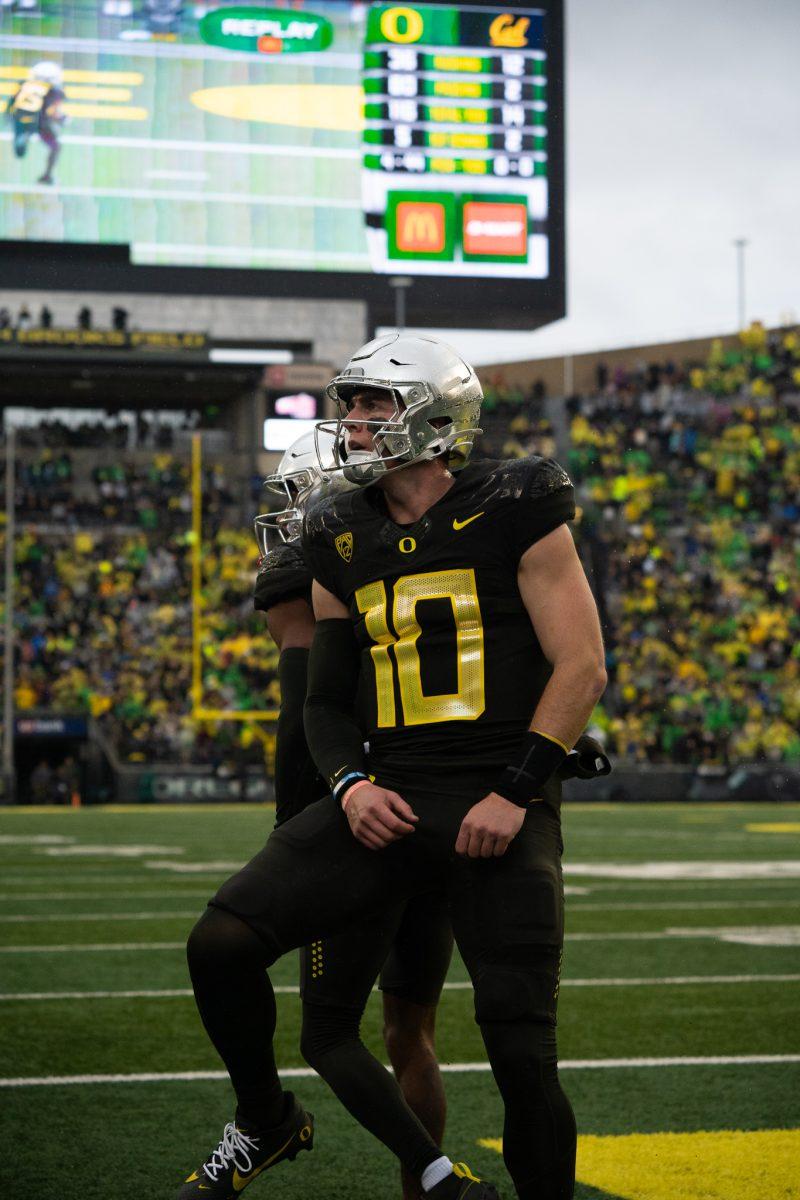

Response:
(396, 201), (446, 253)
(387, 191), (456, 261)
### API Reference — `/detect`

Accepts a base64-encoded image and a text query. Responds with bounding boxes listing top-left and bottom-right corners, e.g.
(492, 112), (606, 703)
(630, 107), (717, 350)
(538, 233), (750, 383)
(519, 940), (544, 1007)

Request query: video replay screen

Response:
(1, 0), (563, 317)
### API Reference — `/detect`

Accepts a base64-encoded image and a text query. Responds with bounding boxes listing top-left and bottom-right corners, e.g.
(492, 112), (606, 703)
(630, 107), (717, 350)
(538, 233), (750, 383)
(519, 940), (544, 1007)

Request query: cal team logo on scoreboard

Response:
(488, 14), (531, 48)
(335, 532), (354, 563)
(462, 200), (528, 261)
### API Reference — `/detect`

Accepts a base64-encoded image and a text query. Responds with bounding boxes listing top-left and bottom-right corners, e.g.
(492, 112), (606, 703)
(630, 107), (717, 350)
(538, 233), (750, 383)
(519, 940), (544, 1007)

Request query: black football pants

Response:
(187, 788), (576, 1198)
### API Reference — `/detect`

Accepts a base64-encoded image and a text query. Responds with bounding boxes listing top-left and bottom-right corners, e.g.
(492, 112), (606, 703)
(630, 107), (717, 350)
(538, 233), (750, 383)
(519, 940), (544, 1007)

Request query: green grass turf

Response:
(1, 803), (799, 1199)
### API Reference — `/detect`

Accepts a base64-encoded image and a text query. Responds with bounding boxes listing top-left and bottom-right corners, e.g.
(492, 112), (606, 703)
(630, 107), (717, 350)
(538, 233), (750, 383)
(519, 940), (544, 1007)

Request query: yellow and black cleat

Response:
(176, 1093), (314, 1199)
(426, 1162), (501, 1199)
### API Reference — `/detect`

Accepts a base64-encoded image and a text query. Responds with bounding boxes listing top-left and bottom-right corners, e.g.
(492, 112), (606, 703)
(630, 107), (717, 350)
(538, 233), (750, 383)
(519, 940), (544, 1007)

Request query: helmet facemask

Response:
(317, 379), (481, 486)
(254, 467), (318, 555)
(253, 426), (344, 555)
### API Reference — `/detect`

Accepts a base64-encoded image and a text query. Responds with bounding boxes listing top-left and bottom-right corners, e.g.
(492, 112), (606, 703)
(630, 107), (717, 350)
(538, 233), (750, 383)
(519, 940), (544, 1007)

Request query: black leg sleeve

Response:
(300, 1001), (442, 1179)
(186, 906), (285, 1128)
(480, 1019), (576, 1200)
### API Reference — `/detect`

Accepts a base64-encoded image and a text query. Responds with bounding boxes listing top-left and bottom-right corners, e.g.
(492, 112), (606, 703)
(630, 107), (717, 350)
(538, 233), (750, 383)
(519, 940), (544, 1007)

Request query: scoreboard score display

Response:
(363, 4), (550, 278)
(0, 0), (564, 329)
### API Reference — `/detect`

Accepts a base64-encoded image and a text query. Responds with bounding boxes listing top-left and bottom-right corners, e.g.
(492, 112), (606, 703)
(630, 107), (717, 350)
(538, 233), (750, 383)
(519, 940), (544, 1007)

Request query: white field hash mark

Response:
(1, 976), (799, 1002)
(3, 1056), (800, 1088)
(3, 899), (799, 921)
(5, 926), (800, 952)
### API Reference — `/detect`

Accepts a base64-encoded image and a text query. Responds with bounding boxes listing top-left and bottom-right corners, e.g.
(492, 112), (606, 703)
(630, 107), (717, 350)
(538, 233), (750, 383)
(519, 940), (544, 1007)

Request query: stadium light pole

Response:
(389, 276), (412, 331)
(733, 238), (749, 331)
(3, 427), (15, 804)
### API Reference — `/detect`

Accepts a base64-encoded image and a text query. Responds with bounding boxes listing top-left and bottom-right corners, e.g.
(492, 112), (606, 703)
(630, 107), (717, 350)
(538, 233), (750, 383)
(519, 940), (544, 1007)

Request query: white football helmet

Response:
(318, 333), (483, 486)
(31, 62), (63, 88)
(254, 426), (346, 555)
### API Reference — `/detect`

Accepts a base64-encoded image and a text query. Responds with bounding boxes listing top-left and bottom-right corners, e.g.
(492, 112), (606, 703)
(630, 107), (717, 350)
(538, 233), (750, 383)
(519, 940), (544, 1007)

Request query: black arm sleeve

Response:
(303, 618), (367, 792)
(274, 648), (325, 826)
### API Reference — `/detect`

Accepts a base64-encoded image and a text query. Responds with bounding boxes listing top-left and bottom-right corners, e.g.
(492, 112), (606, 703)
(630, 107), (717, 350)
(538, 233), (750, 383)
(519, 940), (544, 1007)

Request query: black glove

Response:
(557, 734), (612, 782)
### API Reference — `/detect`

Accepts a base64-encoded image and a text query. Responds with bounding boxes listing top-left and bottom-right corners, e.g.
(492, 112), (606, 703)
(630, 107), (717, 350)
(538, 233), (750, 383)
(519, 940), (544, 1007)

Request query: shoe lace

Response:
(203, 1123), (261, 1181)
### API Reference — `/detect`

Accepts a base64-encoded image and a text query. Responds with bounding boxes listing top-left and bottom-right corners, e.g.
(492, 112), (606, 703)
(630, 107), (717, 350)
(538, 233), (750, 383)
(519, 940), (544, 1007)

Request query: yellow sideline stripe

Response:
(0, 67), (144, 85)
(480, 1129), (800, 1200)
(746, 822), (800, 833)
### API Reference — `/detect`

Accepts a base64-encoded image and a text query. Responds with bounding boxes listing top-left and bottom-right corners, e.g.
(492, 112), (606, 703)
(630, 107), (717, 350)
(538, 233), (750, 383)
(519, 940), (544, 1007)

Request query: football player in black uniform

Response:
(297, 335), (607, 1200)
(251, 430), (455, 1200)
(178, 337), (607, 1200)
(8, 61), (66, 185)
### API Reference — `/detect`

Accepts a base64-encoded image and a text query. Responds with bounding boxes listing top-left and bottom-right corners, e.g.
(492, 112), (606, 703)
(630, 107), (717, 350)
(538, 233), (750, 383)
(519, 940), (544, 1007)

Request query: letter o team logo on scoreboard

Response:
(462, 199), (528, 261)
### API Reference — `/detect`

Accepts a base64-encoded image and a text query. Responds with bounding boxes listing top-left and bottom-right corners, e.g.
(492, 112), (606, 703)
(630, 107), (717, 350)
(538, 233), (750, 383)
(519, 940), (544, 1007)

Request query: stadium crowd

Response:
(2, 324), (798, 773)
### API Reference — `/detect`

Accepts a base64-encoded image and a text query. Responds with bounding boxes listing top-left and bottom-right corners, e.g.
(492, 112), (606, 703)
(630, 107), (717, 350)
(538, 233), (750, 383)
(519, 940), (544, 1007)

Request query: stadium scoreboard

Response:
(0, 0), (564, 329)
(362, 4), (549, 277)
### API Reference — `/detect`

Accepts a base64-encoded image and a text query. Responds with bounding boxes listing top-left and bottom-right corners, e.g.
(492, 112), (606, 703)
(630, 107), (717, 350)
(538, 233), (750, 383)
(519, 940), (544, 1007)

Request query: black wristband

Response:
(494, 730), (568, 808)
(331, 769), (370, 806)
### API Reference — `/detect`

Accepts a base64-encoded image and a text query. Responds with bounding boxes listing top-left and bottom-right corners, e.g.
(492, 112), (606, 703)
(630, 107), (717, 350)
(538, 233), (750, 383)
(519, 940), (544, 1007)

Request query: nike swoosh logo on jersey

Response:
(231, 1132), (296, 1191)
(453, 512), (485, 531)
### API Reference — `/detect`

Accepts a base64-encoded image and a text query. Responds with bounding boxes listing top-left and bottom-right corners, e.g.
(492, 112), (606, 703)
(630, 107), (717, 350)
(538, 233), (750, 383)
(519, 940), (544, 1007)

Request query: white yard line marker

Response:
(0, 891), (211, 901)
(0, 911), (197, 923)
(0, 835), (76, 845)
(5, 925), (800, 953)
(565, 861), (800, 880)
(38, 845), (185, 858)
(0, 942), (184, 954)
(3, 1055), (799, 1088)
(1, 975), (798, 1002)
(569, 899), (800, 912)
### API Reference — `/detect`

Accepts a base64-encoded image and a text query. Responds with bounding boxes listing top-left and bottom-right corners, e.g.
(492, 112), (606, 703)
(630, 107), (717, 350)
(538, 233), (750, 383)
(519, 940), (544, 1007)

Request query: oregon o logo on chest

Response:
(398, 536), (417, 554)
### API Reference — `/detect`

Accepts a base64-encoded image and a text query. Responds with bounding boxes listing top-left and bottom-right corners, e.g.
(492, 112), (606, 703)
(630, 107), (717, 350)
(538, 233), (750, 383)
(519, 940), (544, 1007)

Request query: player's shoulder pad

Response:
(302, 484), (360, 547)
(495, 454), (573, 498)
(254, 542), (312, 613)
(464, 455), (572, 505)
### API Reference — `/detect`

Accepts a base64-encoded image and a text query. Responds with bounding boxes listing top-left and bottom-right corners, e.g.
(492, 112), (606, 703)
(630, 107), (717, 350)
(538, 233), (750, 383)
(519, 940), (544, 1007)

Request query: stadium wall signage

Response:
(199, 7), (334, 53)
(0, 328), (207, 351)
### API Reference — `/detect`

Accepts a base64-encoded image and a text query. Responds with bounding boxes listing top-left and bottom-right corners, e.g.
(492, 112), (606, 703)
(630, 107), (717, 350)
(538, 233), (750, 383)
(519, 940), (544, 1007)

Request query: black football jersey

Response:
(303, 456), (575, 787)
(253, 542), (312, 613)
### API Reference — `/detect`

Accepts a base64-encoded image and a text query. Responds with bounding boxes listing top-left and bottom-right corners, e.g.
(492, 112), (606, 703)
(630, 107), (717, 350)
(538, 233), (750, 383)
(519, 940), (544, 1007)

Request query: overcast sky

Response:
(413, 0), (800, 365)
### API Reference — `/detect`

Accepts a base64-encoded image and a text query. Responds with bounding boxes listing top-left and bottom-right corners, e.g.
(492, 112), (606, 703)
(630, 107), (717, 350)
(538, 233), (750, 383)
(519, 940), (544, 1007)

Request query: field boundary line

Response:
(2, 975), (799, 1002)
(4, 1055), (800, 1088)
(0, 942), (184, 954)
(5, 901), (799, 919)
(0, 911), (197, 923)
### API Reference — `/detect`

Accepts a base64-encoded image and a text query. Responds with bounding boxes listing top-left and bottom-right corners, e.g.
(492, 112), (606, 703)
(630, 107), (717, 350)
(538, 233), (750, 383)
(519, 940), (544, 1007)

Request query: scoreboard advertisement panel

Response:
(0, 0), (564, 328)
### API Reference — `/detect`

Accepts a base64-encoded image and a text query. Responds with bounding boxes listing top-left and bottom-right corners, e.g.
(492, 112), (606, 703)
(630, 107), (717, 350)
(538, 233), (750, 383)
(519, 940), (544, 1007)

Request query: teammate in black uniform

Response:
(178, 337), (607, 1200)
(8, 61), (66, 185)
(252, 432), (455, 1200)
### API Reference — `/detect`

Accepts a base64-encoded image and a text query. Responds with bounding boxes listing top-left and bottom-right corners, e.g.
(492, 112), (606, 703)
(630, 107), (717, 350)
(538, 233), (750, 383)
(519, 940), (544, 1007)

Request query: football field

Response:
(1, 801), (799, 1200)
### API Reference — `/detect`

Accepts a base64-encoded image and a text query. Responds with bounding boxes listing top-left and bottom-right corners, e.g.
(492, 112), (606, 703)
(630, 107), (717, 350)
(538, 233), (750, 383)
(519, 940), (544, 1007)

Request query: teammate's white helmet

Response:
(254, 426), (346, 554)
(31, 61), (63, 88)
(318, 333), (483, 486)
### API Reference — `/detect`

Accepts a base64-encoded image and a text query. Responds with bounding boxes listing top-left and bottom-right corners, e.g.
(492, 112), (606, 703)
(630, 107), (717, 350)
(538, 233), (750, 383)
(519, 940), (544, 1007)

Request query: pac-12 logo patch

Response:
(335, 532), (354, 562)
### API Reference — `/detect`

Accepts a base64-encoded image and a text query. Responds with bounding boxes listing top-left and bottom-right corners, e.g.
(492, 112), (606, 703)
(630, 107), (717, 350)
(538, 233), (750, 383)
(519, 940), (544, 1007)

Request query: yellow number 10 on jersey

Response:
(355, 568), (485, 727)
